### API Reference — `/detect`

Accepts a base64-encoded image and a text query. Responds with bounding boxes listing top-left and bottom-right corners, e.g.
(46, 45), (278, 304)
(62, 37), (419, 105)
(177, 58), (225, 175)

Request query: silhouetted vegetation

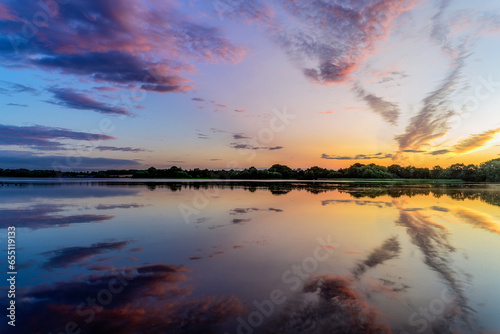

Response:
(1, 158), (500, 182)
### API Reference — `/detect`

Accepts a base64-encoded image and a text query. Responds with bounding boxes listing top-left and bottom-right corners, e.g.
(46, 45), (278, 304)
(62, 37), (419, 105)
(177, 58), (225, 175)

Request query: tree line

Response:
(1, 158), (499, 181)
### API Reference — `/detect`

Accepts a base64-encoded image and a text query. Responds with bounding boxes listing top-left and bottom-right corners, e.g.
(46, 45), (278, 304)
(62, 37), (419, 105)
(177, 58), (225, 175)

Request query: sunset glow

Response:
(1, 0), (500, 170)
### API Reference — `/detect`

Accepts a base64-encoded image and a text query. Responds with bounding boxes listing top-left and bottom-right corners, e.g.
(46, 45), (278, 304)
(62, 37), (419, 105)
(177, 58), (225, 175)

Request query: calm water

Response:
(1, 179), (500, 334)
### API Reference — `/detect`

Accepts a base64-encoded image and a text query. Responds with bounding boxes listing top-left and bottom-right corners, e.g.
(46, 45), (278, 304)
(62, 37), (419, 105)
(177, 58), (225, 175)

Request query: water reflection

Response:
(41, 241), (131, 269)
(15, 264), (242, 333)
(269, 276), (392, 333)
(352, 236), (401, 278)
(0, 204), (114, 229)
(1, 180), (499, 333)
(394, 201), (476, 332)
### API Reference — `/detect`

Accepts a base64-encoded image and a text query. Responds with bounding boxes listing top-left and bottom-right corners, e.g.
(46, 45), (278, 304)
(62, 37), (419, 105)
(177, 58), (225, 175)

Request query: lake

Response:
(1, 179), (499, 333)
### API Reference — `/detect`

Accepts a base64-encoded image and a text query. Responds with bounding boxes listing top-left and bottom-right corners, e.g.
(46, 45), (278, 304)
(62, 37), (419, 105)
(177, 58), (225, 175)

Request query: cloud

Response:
(0, 124), (114, 150)
(230, 142), (283, 150)
(96, 146), (149, 153)
(234, 109), (246, 112)
(402, 149), (425, 153)
(6, 103), (27, 107)
(0, 204), (113, 229)
(354, 85), (399, 125)
(41, 241), (130, 269)
(396, 54), (466, 152)
(321, 152), (393, 160)
(452, 127), (500, 154)
(0, 150), (142, 170)
(191, 97), (205, 102)
(429, 1), (500, 57)
(233, 133), (251, 139)
(274, 0), (419, 83)
(377, 70), (408, 84)
(0, 80), (37, 95)
(48, 88), (130, 115)
(430, 0), (455, 56)
(0, 0), (245, 92)
(428, 149), (451, 155)
(209, 0), (274, 25)
(210, 0), (418, 84)
(318, 110), (334, 114)
(424, 127), (500, 156)
(197, 132), (210, 139)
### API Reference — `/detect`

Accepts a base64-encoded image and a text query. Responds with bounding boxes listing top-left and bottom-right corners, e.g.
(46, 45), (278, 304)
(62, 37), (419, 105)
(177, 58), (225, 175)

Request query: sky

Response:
(1, 0), (500, 171)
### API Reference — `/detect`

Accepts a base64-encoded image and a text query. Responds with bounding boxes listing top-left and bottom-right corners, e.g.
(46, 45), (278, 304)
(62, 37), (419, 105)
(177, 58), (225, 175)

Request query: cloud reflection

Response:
(13, 263), (242, 334)
(269, 275), (391, 333)
(0, 204), (113, 229)
(394, 201), (477, 331)
(42, 241), (130, 269)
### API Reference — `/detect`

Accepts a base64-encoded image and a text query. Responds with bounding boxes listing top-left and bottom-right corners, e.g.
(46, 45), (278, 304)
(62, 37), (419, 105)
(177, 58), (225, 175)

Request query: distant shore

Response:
(1, 159), (499, 182)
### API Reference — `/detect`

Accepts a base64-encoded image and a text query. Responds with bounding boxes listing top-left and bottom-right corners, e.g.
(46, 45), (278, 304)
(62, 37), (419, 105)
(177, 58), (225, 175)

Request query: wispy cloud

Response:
(6, 103), (27, 107)
(452, 127), (500, 154)
(428, 149), (450, 155)
(425, 127), (500, 156)
(275, 0), (419, 83)
(0, 150), (142, 170)
(233, 133), (251, 139)
(96, 146), (150, 153)
(0, 124), (114, 150)
(0, 80), (37, 95)
(354, 85), (399, 125)
(321, 152), (393, 160)
(49, 88), (130, 116)
(230, 143), (283, 150)
(430, 0), (500, 57)
(197, 132), (211, 140)
(396, 54), (466, 152)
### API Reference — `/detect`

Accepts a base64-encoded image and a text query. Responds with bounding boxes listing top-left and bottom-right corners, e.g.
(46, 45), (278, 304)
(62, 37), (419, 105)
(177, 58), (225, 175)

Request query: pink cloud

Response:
(0, 0), (246, 93)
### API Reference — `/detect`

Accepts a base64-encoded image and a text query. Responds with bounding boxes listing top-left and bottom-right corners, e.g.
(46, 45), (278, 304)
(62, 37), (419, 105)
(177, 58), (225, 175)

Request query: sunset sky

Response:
(1, 0), (500, 170)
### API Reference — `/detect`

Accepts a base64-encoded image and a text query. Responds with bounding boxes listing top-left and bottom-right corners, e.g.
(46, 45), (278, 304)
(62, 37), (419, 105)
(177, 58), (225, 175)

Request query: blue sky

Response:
(1, 0), (500, 170)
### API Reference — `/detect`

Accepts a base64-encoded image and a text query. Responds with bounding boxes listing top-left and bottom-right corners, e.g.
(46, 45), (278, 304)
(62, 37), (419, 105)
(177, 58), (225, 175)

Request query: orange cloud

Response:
(452, 127), (500, 154)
